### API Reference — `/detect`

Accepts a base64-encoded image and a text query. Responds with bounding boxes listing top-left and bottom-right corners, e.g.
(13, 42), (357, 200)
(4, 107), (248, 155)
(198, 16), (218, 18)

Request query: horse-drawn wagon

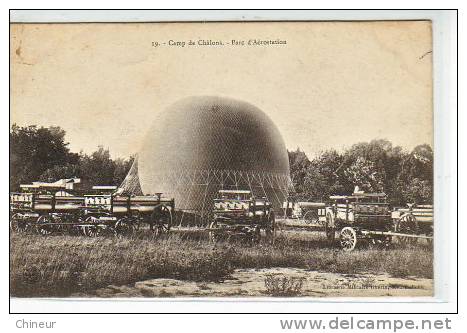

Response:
(321, 190), (434, 251)
(9, 180), (175, 237)
(282, 201), (326, 224)
(391, 204), (433, 244)
(208, 190), (276, 243)
(322, 192), (393, 251)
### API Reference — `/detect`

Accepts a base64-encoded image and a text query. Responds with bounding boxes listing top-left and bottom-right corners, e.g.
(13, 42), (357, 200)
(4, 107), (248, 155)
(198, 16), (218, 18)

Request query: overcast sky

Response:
(11, 21), (432, 159)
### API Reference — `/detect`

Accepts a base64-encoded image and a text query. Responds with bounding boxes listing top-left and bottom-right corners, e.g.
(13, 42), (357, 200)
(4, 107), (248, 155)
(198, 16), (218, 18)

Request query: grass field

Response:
(10, 230), (433, 297)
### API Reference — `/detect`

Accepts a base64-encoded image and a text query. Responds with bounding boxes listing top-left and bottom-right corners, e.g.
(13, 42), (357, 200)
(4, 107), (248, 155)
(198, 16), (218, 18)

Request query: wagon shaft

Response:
(363, 230), (434, 239)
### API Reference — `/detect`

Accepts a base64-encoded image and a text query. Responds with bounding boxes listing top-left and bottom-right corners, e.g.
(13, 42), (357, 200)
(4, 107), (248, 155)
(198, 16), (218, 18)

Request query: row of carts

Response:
(284, 192), (433, 251)
(10, 181), (433, 251)
(9, 185), (174, 237)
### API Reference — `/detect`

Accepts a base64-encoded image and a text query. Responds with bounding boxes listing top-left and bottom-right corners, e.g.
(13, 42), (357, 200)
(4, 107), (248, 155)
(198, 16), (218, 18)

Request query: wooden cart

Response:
(10, 185), (174, 237)
(208, 190), (275, 243)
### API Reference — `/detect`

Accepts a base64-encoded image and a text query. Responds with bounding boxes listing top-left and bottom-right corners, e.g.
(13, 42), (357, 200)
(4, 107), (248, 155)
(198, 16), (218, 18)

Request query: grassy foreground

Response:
(10, 232), (433, 297)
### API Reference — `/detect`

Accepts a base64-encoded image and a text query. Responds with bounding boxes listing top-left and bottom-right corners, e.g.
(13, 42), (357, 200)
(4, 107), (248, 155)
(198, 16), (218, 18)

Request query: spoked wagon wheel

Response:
(82, 216), (102, 237)
(302, 210), (318, 225)
(325, 212), (335, 243)
(152, 205), (172, 237)
(10, 213), (28, 233)
(208, 220), (220, 243)
(251, 225), (261, 244)
(35, 215), (54, 236)
(339, 227), (357, 252)
(396, 214), (419, 244)
(114, 217), (135, 238)
(265, 212), (276, 244)
(130, 212), (141, 232)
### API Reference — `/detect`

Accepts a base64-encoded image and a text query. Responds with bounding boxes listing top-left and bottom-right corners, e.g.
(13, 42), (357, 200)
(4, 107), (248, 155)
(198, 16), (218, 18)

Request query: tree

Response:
(343, 156), (384, 192)
(39, 164), (81, 183)
(400, 144), (433, 182)
(10, 124), (79, 190)
(287, 140), (433, 206)
(400, 178), (432, 204)
(288, 148), (311, 200)
(310, 149), (346, 198)
(302, 167), (327, 201)
(11, 124), (137, 191)
(78, 147), (116, 188)
(288, 148), (345, 202)
(396, 144), (433, 204)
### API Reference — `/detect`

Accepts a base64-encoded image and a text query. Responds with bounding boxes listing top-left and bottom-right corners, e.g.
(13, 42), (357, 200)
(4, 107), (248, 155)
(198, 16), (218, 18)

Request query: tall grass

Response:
(10, 232), (433, 297)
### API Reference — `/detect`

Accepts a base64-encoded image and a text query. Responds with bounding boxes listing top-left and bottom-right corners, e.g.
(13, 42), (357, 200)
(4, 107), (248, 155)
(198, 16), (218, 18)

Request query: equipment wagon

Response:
(392, 204), (433, 244)
(208, 190), (275, 243)
(10, 182), (174, 237)
(322, 190), (434, 251)
(323, 192), (393, 251)
(292, 201), (326, 224)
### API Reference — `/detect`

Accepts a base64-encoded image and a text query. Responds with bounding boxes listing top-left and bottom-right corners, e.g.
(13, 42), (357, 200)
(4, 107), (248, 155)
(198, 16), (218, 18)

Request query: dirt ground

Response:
(74, 267), (433, 298)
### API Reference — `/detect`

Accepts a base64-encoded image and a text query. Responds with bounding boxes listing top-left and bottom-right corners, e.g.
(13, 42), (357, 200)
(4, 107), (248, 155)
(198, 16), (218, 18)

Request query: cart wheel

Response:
(84, 226), (101, 237)
(114, 217), (134, 237)
(152, 205), (172, 236)
(82, 216), (101, 237)
(396, 214), (419, 244)
(36, 215), (54, 236)
(367, 235), (392, 249)
(340, 227), (357, 252)
(265, 213), (276, 244)
(384, 236), (393, 247)
(208, 220), (220, 243)
(10, 213), (28, 233)
(249, 225), (261, 244)
(130, 211), (141, 231)
(325, 212), (335, 243)
(303, 210), (317, 225)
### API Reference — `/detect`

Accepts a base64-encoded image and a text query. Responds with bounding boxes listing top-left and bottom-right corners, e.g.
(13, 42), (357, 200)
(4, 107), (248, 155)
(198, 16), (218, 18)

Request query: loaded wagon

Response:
(209, 190), (275, 243)
(9, 181), (174, 237)
(80, 188), (174, 236)
(322, 191), (434, 251)
(392, 204), (433, 244)
(323, 192), (394, 251)
(282, 200), (326, 225)
(10, 188), (85, 235)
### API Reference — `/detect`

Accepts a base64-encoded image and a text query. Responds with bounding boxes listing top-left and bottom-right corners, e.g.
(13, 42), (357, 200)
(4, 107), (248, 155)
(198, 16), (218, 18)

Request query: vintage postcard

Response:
(10, 20), (434, 299)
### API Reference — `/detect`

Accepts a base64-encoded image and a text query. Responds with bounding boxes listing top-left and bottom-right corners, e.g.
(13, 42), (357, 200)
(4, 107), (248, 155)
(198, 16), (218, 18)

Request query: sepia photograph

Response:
(9, 16), (437, 301)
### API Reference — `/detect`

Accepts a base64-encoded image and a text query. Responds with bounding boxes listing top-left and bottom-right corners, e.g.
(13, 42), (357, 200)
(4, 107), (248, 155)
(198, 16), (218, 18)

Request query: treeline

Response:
(288, 139), (433, 206)
(10, 125), (433, 206)
(9, 124), (134, 191)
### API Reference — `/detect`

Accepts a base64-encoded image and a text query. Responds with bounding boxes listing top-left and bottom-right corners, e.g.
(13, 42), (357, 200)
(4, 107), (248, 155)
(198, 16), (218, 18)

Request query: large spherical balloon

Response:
(120, 96), (290, 221)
